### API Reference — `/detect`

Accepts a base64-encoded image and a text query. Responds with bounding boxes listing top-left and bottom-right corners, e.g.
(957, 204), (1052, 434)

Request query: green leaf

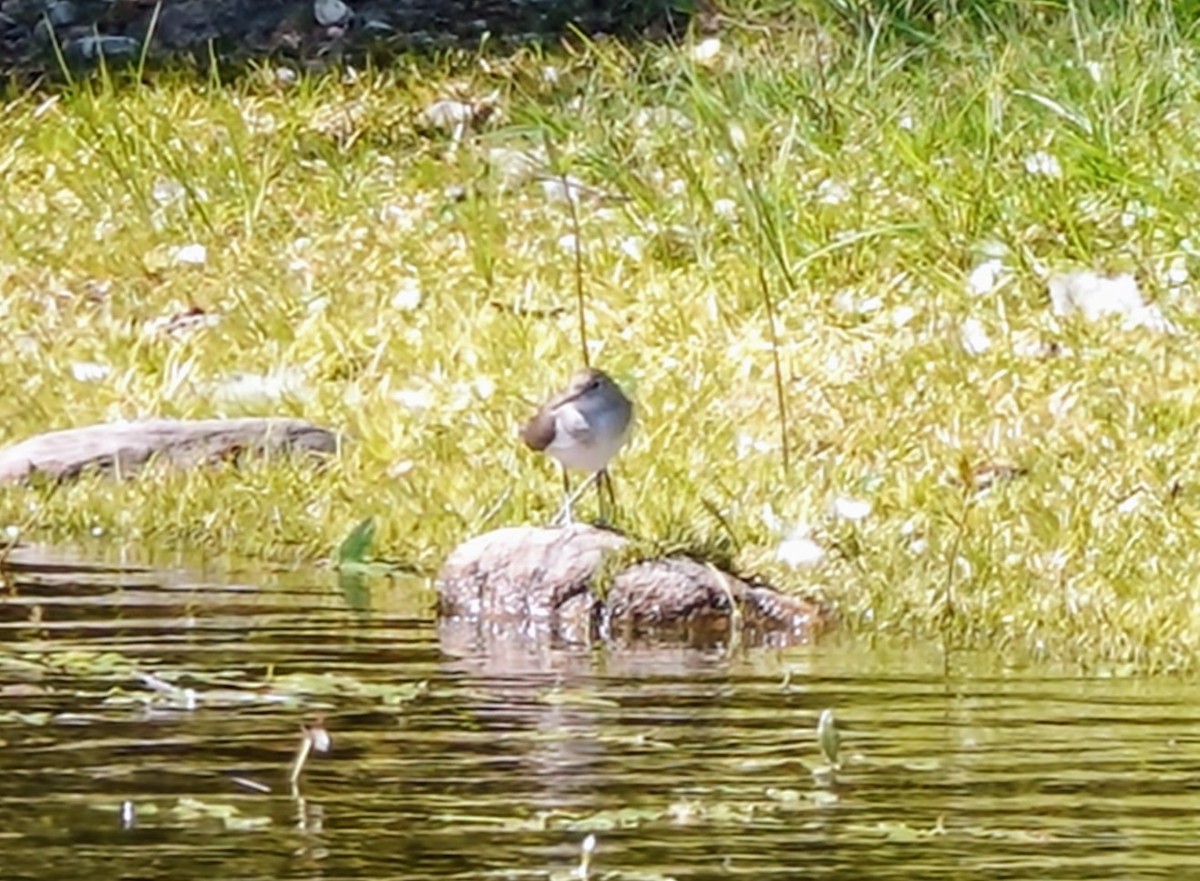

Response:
(335, 516), (376, 567)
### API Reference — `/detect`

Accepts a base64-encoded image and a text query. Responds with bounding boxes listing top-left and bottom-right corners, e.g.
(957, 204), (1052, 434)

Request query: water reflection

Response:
(2, 546), (1200, 879)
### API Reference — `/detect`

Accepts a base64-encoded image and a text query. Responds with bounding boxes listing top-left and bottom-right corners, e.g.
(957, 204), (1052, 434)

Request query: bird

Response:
(519, 367), (633, 525)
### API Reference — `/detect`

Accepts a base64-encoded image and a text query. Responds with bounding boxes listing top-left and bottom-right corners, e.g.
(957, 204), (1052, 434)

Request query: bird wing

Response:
(555, 406), (594, 445)
(519, 411), (556, 451)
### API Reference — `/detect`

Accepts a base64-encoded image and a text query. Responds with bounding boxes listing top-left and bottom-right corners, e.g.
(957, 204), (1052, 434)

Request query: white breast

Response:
(546, 402), (630, 473)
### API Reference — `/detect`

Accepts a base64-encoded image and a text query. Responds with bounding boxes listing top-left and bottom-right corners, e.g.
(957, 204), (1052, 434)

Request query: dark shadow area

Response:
(750, 0), (1198, 45)
(6, 1), (1190, 84)
(0, 0), (705, 81)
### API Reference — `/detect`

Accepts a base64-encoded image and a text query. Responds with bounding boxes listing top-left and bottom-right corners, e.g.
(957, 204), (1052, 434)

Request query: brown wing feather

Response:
(519, 409), (556, 451)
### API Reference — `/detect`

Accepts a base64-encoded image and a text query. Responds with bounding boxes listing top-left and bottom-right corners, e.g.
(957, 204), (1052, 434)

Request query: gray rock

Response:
(0, 417), (338, 485)
(0, 0), (38, 25)
(313, 0), (350, 27)
(153, 1), (220, 51)
(70, 33), (141, 61)
(45, 0), (75, 27)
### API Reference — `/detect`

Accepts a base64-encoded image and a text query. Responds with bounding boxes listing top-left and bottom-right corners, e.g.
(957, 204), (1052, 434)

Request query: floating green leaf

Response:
(335, 516), (377, 567)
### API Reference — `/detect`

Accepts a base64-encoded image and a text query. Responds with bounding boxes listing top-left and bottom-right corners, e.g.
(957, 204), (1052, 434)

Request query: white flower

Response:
(691, 37), (722, 65)
(151, 179), (185, 205)
(778, 524), (825, 568)
(393, 387), (433, 412)
(1126, 305), (1175, 334)
(1167, 257), (1189, 287)
(1117, 493), (1141, 514)
(391, 277), (422, 311)
(713, 198), (738, 220)
(891, 305), (916, 327)
(832, 290), (882, 317)
(1048, 270), (1174, 332)
(735, 433), (772, 456)
(1119, 199), (1155, 227)
(1024, 151), (1062, 178)
(967, 258), (1004, 296)
(960, 317), (992, 355)
(1076, 195), (1106, 221)
(1012, 330), (1063, 359)
(619, 236), (644, 262)
(71, 361), (111, 382)
(170, 243), (207, 266)
(1049, 271), (1138, 319)
(832, 496), (872, 521)
(815, 179), (849, 205)
(473, 376), (495, 399)
(667, 178), (688, 196)
(633, 106), (693, 132)
(380, 203), (419, 228)
(423, 98), (475, 130)
(541, 176), (595, 205)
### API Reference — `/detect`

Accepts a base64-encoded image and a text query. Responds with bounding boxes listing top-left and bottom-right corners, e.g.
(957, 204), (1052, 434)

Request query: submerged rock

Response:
(437, 524), (824, 649)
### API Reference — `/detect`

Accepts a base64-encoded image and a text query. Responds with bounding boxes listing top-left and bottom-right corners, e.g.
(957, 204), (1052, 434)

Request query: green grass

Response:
(4, 3), (1200, 670)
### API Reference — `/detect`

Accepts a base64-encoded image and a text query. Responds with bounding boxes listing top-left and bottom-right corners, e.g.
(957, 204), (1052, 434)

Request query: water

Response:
(2, 546), (1199, 879)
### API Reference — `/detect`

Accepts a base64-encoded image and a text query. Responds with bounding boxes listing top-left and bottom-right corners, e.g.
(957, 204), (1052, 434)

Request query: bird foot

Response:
(549, 502), (575, 528)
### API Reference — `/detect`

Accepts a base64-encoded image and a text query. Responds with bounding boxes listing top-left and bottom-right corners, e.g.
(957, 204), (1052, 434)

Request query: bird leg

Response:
(551, 468), (601, 527)
(552, 467), (573, 526)
(597, 469), (618, 524)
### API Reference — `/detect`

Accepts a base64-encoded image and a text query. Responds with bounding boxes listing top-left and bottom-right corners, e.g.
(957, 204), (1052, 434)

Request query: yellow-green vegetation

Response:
(3, 3), (1200, 670)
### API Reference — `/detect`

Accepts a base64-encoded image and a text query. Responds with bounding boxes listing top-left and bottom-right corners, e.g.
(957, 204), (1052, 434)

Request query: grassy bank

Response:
(3, 3), (1200, 670)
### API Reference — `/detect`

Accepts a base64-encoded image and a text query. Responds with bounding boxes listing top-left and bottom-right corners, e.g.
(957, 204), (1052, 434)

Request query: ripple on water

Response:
(2, 546), (1200, 879)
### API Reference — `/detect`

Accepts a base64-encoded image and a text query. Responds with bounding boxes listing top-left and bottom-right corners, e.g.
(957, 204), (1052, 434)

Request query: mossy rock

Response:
(436, 523), (826, 649)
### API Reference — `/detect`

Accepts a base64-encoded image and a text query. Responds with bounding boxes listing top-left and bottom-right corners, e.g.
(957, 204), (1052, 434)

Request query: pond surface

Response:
(1, 546), (1198, 880)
